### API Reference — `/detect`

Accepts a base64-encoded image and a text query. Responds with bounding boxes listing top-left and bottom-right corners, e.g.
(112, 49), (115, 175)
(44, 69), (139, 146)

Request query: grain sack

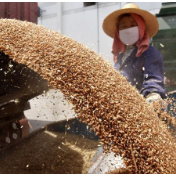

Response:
(0, 19), (176, 174)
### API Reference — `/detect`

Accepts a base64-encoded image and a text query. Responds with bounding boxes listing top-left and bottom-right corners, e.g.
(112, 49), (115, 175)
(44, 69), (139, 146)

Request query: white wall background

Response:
(38, 2), (162, 64)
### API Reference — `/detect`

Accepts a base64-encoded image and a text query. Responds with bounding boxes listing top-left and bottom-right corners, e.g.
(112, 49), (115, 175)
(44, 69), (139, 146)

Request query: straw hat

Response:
(103, 3), (159, 39)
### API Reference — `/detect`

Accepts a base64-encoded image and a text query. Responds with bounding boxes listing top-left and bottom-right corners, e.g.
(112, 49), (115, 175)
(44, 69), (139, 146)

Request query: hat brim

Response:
(103, 8), (159, 39)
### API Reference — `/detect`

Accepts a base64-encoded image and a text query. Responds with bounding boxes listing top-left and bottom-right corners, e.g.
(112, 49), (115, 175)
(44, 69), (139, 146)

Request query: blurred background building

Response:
(37, 2), (162, 64)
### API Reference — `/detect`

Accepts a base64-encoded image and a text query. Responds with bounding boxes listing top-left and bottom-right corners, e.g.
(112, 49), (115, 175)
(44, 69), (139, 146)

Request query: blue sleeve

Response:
(140, 50), (166, 99)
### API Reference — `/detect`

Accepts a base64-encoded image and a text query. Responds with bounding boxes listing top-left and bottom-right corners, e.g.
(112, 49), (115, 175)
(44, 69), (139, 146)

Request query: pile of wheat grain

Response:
(0, 19), (176, 174)
(0, 131), (98, 174)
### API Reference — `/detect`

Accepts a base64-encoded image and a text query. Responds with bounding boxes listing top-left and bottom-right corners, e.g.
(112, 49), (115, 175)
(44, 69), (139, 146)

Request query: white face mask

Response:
(119, 26), (139, 45)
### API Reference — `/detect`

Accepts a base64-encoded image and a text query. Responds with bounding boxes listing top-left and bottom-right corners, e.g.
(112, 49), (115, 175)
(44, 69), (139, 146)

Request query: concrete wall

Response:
(38, 2), (162, 64)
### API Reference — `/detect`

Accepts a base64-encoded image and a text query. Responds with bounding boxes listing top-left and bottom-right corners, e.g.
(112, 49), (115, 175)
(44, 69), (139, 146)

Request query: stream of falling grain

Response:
(0, 19), (176, 174)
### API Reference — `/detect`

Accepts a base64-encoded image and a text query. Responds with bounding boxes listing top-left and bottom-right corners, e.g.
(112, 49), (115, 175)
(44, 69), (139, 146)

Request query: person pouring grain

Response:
(103, 3), (166, 103)
(88, 4), (166, 174)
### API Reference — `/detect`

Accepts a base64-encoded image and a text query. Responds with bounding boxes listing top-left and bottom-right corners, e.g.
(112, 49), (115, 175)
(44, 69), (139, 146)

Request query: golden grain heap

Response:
(0, 19), (176, 174)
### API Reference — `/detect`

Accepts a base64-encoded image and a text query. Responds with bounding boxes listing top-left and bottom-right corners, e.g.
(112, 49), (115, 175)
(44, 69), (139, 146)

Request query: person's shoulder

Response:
(143, 45), (163, 58)
(144, 45), (161, 54)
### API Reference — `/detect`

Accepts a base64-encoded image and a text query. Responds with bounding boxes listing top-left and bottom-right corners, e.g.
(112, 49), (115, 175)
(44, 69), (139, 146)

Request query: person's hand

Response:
(146, 92), (161, 103)
(146, 92), (167, 112)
